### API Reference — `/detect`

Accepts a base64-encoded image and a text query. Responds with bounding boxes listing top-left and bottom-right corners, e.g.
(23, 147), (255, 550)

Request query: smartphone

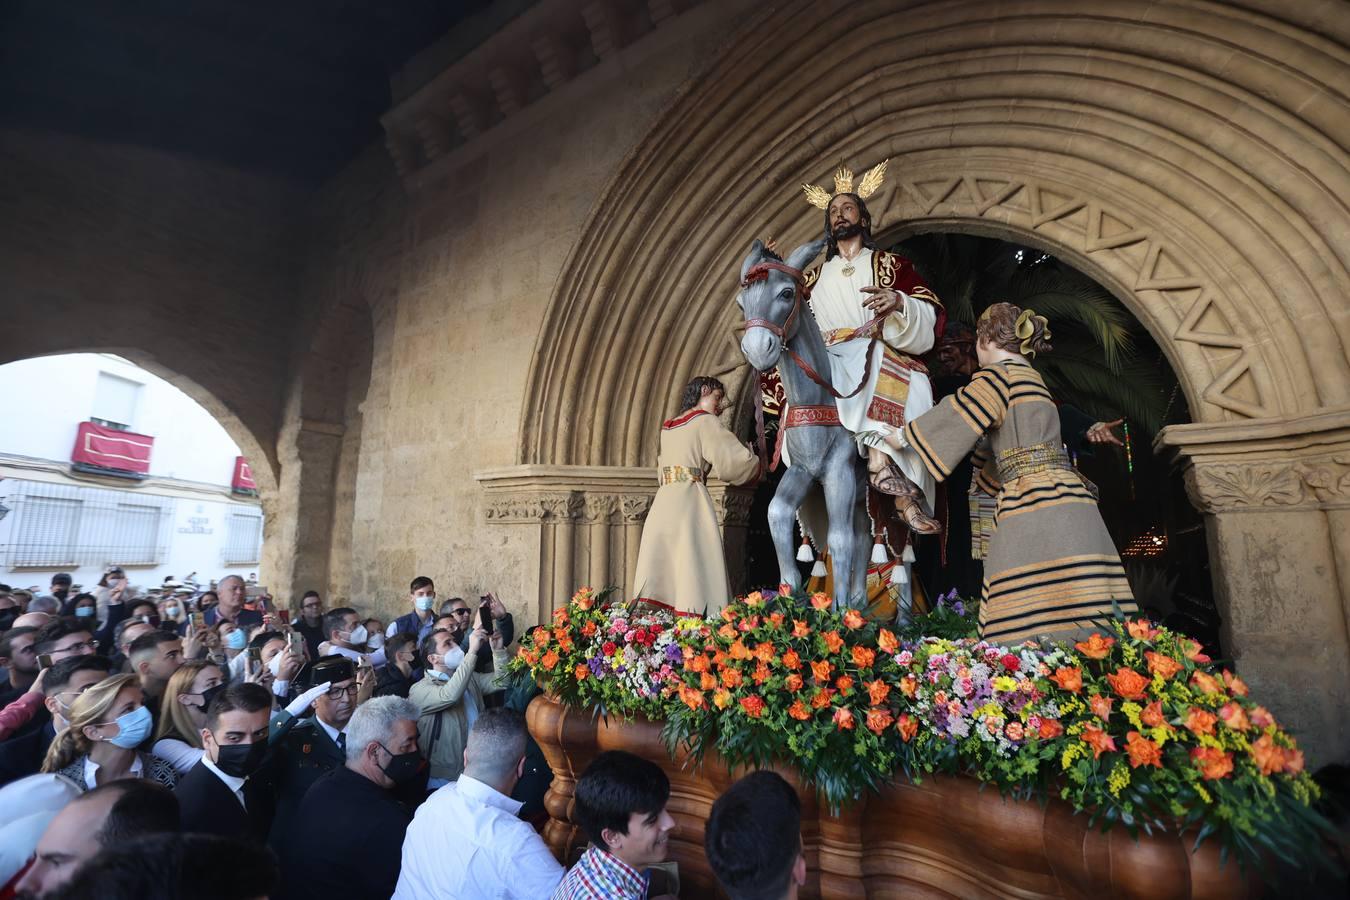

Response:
(186, 612), (197, 629)
(286, 631), (303, 655)
(278, 609), (290, 625)
(478, 596), (494, 635)
(246, 647), (263, 676)
(38, 653), (53, 669)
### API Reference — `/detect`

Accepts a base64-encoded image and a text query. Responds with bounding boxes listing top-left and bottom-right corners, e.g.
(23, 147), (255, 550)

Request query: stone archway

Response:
(490, 0), (1350, 761)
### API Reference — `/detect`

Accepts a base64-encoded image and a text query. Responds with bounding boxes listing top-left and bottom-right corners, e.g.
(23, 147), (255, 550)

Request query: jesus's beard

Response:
(832, 221), (864, 242)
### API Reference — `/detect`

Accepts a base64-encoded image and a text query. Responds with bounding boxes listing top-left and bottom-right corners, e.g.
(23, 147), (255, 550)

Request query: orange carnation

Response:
(811, 660), (833, 682)
(1145, 651), (1183, 680)
(541, 650), (560, 671)
(1051, 667), (1083, 693)
(835, 675), (855, 694)
(788, 700), (811, 720)
(1038, 718), (1064, 739)
(574, 664), (590, 682)
(899, 675), (919, 698)
(792, 620), (811, 638)
(782, 650), (802, 670)
(822, 631), (845, 654)
(740, 695), (766, 718)
(842, 609), (865, 629)
(1189, 671), (1222, 695)
(1250, 733), (1286, 776)
(1184, 706), (1217, 737)
(810, 592), (832, 611)
(700, 672), (717, 691)
(721, 607), (738, 623)
(1081, 725), (1117, 759)
(1140, 700), (1167, 728)
(687, 654), (711, 673)
(1190, 746), (1234, 780)
(717, 624), (737, 640)
(720, 668), (743, 688)
(768, 612), (786, 629)
(532, 627), (550, 646)
(744, 591), (765, 608)
(1089, 693), (1114, 722)
(1074, 633), (1116, 660)
(877, 629), (899, 654)
(753, 642), (776, 663)
(851, 646), (876, 669)
(678, 685), (705, 710)
(1221, 670), (1249, 697)
(581, 621), (598, 637)
(1218, 702), (1251, 732)
(753, 663), (771, 685)
(1285, 748), (1306, 774)
(1249, 706), (1276, 729)
(865, 709), (894, 734)
(865, 679), (891, 706)
(730, 640), (752, 661)
(897, 713), (919, 742)
(1178, 637), (1211, 663)
(1106, 667), (1149, 701)
(1125, 731), (1163, 769)
(833, 707), (855, 730)
(1126, 619), (1159, 640)
(713, 689), (733, 710)
(785, 673), (804, 692)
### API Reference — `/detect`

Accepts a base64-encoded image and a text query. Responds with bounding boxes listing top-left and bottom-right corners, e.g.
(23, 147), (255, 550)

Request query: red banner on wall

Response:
(71, 422), (153, 474)
(232, 456), (258, 492)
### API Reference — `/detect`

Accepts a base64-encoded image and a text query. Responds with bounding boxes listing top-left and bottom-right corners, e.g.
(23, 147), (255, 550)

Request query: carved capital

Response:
(540, 492), (585, 522)
(710, 486), (755, 526)
(1295, 454), (1350, 507)
(485, 496), (549, 523)
(1185, 463), (1305, 513)
(621, 494), (652, 522)
(583, 493), (619, 524)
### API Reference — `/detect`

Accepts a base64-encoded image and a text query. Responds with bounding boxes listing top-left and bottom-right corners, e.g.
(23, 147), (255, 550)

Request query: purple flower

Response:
(953, 600), (966, 616)
(664, 644), (683, 663)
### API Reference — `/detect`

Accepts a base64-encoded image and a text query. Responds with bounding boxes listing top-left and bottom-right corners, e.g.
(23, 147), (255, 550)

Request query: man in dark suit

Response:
(175, 683), (275, 841)
(279, 695), (425, 900)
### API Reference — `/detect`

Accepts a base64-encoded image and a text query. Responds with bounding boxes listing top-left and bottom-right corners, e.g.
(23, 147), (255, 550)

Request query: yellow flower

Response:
(1107, 761), (1131, 797)
(992, 676), (1017, 693)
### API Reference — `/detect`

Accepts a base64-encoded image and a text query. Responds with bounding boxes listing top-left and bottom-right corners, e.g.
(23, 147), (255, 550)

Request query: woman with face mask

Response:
(69, 593), (98, 622)
(40, 674), (178, 791)
(152, 662), (225, 773)
(212, 621), (247, 672)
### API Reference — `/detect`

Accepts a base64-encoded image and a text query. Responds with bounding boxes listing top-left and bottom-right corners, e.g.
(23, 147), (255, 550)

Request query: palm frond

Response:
(989, 268), (1135, 372)
(1035, 350), (1169, 434)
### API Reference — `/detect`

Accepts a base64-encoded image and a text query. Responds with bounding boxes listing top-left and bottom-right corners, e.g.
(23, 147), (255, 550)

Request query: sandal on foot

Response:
(868, 461), (909, 496)
(898, 495), (942, 535)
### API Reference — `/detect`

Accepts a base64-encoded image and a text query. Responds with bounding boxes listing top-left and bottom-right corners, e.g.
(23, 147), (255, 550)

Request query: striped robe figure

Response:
(902, 359), (1137, 644)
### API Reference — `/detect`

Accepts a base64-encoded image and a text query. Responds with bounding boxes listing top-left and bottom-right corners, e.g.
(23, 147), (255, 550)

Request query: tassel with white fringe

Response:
(810, 559), (827, 578)
(890, 562), (908, 585)
(870, 534), (888, 565)
(796, 538), (814, 563)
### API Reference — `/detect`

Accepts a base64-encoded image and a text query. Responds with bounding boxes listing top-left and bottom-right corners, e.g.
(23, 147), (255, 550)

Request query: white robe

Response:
(786, 248), (937, 511)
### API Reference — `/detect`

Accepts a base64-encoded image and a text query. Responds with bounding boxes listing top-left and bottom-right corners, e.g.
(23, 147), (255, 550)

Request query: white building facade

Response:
(0, 354), (264, 594)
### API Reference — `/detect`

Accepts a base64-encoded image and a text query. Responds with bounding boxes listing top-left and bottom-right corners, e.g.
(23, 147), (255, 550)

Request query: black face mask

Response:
(194, 682), (227, 713)
(378, 744), (427, 787)
(213, 740), (269, 778)
(0, 610), (16, 632)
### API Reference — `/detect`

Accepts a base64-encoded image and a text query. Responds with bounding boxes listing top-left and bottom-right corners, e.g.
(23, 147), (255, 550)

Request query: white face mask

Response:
(165, 606), (180, 617)
(346, 624), (368, 646)
(367, 633), (385, 650)
(439, 644), (465, 672)
(269, 650), (285, 677)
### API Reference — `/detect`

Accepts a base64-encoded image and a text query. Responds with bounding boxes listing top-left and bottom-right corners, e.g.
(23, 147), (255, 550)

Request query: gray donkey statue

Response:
(738, 238), (871, 609)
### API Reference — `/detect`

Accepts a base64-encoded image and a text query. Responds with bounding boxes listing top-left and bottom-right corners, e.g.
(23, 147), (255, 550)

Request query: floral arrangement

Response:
(508, 586), (1330, 870)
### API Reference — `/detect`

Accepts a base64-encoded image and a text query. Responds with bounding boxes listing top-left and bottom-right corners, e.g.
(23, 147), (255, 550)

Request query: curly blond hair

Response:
(976, 302), (1052, 357)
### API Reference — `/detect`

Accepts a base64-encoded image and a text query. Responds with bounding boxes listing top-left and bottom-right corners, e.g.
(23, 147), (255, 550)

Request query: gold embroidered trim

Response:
(996, 441), (1072, 482)
(660, 465), (705, 485)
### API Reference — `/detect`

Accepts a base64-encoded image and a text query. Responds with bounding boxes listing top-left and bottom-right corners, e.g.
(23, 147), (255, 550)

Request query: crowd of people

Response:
(0, 571), (809, 900)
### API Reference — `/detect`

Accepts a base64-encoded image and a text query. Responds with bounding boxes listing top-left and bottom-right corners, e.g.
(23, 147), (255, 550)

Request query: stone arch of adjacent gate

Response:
(492, 0), (1350, 761)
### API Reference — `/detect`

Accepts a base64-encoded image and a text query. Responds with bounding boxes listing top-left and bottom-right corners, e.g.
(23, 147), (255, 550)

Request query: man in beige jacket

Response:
(409, 626), (508, 788)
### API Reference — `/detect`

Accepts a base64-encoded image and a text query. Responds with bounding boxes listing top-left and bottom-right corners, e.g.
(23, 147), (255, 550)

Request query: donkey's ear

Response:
(786, 239), (826, 273)
(741, 239), (766, 281)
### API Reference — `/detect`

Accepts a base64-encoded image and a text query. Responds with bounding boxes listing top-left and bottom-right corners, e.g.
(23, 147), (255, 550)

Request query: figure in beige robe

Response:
(632, 378), (760, 616)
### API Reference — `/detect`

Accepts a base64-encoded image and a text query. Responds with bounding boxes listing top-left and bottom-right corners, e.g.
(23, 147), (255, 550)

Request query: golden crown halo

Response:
(801, 159), (888, 209)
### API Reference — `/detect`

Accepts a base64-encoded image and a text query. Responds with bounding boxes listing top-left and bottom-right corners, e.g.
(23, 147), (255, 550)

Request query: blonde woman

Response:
(152, 661), (226, 774)
(41, 673), (177, 791)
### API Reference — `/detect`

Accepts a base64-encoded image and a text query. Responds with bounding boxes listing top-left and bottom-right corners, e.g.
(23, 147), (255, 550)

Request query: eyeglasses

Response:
(449, 609), (471, 616)
(325, 683), (359, 698)
(51, 641), (94, 656)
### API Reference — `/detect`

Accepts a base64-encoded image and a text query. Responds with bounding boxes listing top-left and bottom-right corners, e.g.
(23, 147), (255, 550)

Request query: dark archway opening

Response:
(739, 233), (1220, 652)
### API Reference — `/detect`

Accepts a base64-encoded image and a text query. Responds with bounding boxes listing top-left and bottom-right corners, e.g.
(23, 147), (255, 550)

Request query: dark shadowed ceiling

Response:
(0, 0), (509, 184)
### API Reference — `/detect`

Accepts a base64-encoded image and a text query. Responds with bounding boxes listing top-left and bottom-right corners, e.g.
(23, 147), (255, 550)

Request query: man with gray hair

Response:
(201, 575), (262, 630)
(280, 696), (426, 900)
(393, 708), (564, 900)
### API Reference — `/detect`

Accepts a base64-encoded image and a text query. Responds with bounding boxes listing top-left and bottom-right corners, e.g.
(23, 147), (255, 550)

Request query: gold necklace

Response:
(840, 248), (861, 277)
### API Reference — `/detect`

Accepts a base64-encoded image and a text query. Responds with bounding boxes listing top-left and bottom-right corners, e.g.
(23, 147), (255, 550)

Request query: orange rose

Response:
(744, 591), (765, 608)
(792, 620), (811, 638)
(899, 675), (919, 698)
(1140, 700), (1167, 728)
(1249, 706), (1276, 729)
(1144, 651), (1183, 680)
(557, 633), (575, 652)
(1051, 667), (1083, 693)
(541, 650), (560, 671)
(1125, 731), (1163, 769)
(1081, 725), (1117, 759)
(574, 664), (590, 681)
(1285, 748), (1306, 774)
(851, 646), (876, 668)
(753, 642), (776, 663)
(865, 709), (894, 734)
(1218, 702), (1251, 732)
(721, 607), (738, 623)
(1126, 619), (1159, 640)
(581, 621), (598, 637)
(552, 608), (569, 624)
(892, 714), (918, 743)
(713, 650), (728, 666)
(865, 679), (891, 706)
(720, 668), (743, 688)
(753, 663), (771, 685)
(740, 695), (766, 718)
(738, 615), (761, 633)
(785, 673), (804, 692)
(768, 612), (786, 629)
(700, 672), (717, 691)
(842, 609), (865, 629)
(822, 631), (845, 654)
(810, 592), (832, 611)
(778, 582), (793, 596)
(1190, 746), (1234, 780)
(1189, 671), (1222, 695)
(1221, 670), (1249, 697)
(730, 640), (752, 661)
(687, 654), (711, 673)
(1178, 637), (1211, 663)
(788, 700), (811, 720)
(811, 688), (834, 709)
(1250, 733), (1286, 776)
(833, 707), (855, 730)
(573, 594), (594, 612)
(1184, 706), (1217, 737)
(533, 627), (550, 646)
(782, 650), (802, 670)
(1038, 718), (1064, 739)
(835, 675), (855, 694)
(811, 660), (833, 682)
(713, 689), (733, 710)
(1106, 667), (1149, 701)
(678, 685), (706, 710)
(878, 629), (899, 654)
(1074, 633), (1116, 660)
(718, 624), (737, 640)
(1089, 693), (1114, 722)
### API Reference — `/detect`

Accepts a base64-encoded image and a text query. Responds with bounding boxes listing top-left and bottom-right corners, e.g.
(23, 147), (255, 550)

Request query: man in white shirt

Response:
(394, 708), (564, 900)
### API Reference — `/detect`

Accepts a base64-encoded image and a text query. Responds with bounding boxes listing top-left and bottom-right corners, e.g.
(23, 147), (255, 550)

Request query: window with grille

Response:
(9, 495), (83, 566)
(1, 484), (172, 568)
(110, 503), (163, 565)
(223, 512), (263, 565)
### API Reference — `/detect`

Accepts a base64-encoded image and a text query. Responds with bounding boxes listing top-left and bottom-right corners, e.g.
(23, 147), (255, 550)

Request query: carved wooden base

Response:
(527, 694), (1258, 899)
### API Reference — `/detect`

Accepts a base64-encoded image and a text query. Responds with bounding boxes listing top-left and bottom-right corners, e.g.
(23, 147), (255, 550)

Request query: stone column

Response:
(1159, 410), (1350, 767)
(621, 495), (652, 598)
(262, 418), (345, 608)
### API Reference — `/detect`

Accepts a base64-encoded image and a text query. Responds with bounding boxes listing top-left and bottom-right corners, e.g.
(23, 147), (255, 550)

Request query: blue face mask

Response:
(415, 595), (435, 612)
(74, 606), (96, 618)
(103, 705), (153, 749)
(225, 629), (248, 651)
